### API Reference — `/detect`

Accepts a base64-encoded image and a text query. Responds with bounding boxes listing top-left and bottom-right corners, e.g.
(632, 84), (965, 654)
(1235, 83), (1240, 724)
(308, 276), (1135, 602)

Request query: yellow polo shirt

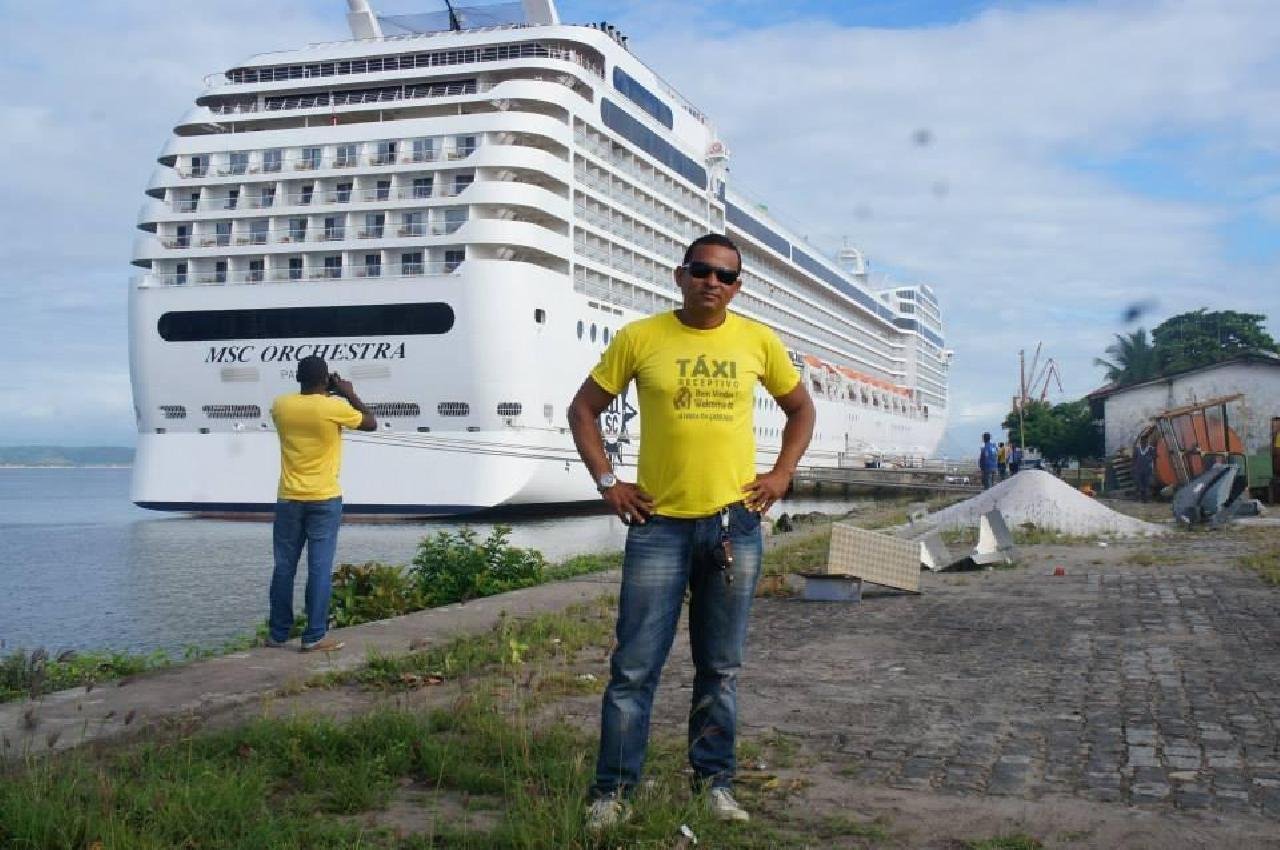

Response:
(271, 393), (365, 500)
(591, 311), (800, 517)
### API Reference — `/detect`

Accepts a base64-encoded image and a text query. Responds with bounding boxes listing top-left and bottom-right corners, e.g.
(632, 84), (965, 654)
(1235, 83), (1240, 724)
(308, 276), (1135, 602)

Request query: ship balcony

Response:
(135, 261), (463, 289)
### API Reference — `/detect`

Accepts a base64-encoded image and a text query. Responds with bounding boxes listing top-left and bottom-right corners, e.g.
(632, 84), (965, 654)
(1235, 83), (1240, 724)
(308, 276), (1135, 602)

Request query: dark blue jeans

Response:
(269, 497), (343, 644)
(591, 503), (763, 799)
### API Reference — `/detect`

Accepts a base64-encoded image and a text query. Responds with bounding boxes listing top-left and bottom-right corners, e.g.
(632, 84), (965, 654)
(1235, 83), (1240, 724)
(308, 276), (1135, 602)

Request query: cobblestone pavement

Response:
(647, 536), (1280, 826)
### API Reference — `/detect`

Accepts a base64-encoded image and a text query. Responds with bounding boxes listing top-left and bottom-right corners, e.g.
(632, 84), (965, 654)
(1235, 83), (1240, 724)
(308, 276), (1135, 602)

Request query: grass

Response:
(964, 835), (1044, 850)
(0, 590), (807, 850)
(1239, 544), (1280, 586)
(940, 523), (1101, 547)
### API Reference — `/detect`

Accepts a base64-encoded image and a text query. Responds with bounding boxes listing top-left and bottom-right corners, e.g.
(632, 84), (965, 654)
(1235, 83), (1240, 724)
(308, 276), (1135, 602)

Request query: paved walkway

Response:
(641, 537), (1280, 825)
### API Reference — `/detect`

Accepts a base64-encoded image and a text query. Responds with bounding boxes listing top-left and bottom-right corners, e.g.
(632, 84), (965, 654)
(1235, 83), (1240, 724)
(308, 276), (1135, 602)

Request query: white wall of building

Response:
(1101, 360), (1280, 455)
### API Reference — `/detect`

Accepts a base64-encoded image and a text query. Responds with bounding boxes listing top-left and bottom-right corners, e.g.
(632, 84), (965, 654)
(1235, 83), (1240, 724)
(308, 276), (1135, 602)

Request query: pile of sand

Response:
(927, 470), (1165, 537)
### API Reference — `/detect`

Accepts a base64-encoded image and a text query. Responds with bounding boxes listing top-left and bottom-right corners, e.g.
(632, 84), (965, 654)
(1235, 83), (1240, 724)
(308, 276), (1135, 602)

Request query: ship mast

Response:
(346, 0), (384, 39)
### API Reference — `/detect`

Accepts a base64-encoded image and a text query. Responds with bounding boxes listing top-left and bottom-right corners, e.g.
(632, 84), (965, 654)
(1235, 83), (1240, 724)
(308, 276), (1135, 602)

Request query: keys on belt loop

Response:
(716, 507), (735, 585)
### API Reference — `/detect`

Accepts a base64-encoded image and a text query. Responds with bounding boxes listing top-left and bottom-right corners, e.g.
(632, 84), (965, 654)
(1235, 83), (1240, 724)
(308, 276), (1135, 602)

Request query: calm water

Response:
(0, 468), (860, 655)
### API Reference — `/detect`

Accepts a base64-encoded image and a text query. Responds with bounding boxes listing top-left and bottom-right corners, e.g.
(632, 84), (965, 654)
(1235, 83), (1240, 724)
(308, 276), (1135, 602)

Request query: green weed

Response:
(965, 835), (1045, 850)
(1239, 545), (1280, 585)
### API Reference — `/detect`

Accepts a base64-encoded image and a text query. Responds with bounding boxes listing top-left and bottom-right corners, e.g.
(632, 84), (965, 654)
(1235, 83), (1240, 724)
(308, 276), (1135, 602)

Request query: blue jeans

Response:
(981, 469), (996, 489)
(269, 497), (343, 644)
(591, 503), (763, 799)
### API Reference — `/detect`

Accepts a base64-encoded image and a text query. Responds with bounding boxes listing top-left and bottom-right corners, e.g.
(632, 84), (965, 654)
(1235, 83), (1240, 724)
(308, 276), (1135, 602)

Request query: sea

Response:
(0, 467), (858, 656)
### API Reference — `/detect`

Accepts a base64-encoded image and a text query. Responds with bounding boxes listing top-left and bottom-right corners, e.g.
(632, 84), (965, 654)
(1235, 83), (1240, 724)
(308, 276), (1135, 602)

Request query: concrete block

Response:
(919, 532), (951, 571)
(972, 509), (1016, 566)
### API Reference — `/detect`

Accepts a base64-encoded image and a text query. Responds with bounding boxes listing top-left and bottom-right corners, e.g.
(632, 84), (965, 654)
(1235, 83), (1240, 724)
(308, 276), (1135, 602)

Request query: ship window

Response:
(576, 320), (584, 339)
(335, 182), (353, 203)
(412, 177), (433, 199)
(543, 404), (554, 420)
(612, 67), (674, 129)
(452, 173), (473, 196)
(189, 156), (207, 177)
(401, 252), (423, 275)
(590, 324), (597, 342)
(534, 309), (546, 324)
(213, 261), (227, 284)
(202, 404), (261, 419)
(412, 138), (436, 162)
(224, 189), (239, 210)
(157, 302), (455, 341)
(322, 255), (342, 278)
(288, 257), (303, 280)
(374, 140), (397, 164)
(335, 144), (357, 168)
(497, 402), (523, 417)
(602, 327), (610, 344)
(159, 405), (187, 420)
(375, 179), (391, 201)
(437, 402), (470, 417)
(300, 148), (321, 170)
(363, 254), (381, 277)
(174, 262), (188, 286)
(247, 259), (264, 283)
(600, 100), (705, 188)
(443, 207), (468, 233)
(369, 402), (420, 417)
(453, 135), (478, 158)
(300, 184), (314, 205)
(263, 149), (282, 173)
(444, 249), (465, 273)
(228, 151), (249, 175)
(288, 218), (307, 241)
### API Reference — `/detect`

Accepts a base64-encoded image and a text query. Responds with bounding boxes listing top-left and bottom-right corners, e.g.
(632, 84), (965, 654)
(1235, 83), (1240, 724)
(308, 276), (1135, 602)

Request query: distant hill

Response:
(0, 446), (134, 467)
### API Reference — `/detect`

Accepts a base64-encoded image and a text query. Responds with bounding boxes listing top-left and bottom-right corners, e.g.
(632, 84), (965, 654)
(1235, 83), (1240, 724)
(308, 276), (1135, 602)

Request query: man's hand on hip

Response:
(743, 469), (792, 514)
(602, 482), (654, 525)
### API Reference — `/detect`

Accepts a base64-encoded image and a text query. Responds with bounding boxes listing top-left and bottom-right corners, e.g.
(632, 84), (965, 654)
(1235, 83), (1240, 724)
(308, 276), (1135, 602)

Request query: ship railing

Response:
(169, 146), (484, 183)
(216, 39), (603, 87)
(207, 80), (491, 116)
(134, 264), (457, 288)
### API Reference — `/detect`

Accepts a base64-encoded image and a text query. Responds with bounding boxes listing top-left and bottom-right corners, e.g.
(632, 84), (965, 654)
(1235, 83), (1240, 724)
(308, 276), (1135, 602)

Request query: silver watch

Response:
(596, 472), (618, 493)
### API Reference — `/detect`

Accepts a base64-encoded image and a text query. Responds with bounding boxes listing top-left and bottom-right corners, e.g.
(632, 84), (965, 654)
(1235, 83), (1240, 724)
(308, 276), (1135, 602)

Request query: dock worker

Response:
(1133, 434), (1156, 502)
(568, 233), (816, 830)
(979, 432), (998, 489)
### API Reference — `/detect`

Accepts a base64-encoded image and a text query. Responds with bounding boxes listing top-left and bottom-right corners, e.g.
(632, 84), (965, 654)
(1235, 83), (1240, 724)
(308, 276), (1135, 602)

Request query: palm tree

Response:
(1094, 328), (1160, 386)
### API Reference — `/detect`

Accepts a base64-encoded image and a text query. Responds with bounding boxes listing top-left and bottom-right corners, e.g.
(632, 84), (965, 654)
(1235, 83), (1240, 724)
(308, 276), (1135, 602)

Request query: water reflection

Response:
(1, 468), (865, 655)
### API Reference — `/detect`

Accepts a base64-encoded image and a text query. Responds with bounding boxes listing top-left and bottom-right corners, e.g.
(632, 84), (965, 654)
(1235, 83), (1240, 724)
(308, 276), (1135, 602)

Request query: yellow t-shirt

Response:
(591, 311), (800, 518)
(271, 393), (366, 501)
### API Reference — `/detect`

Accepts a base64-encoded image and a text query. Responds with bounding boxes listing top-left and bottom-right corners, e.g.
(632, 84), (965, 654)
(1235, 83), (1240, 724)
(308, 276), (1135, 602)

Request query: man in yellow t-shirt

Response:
(569, 234), (816, 828)
(267, 355), (375, 652)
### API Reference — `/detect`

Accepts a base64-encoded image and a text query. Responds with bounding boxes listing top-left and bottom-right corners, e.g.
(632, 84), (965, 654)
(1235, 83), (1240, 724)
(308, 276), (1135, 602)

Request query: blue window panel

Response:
(894, 317), (945, 347)
(792, 247), (896, 322)
(612, 67), (674, 129)
(725, 201), (790, 258)
(600, 99), (706, 188)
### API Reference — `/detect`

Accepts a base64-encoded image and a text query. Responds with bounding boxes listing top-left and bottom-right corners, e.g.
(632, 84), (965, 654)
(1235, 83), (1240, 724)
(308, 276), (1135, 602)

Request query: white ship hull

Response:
(130, 260), (944, 515)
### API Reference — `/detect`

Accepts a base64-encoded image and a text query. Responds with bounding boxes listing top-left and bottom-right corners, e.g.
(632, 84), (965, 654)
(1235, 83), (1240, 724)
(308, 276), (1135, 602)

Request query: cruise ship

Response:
(129, 0), (951, 515)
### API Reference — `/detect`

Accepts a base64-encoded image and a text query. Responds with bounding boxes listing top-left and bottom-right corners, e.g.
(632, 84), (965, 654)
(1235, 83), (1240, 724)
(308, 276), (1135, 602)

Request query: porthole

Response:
(590, 324), (598, 342)
(603, 327), (610, 344)
(576, 320), (584, 339)
(534, 308), (546, 324)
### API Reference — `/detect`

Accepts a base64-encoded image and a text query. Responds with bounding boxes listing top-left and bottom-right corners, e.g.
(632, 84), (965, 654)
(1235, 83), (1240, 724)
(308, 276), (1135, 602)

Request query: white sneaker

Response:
(585, 798), (630, 831)
(708, 787), (750, 822)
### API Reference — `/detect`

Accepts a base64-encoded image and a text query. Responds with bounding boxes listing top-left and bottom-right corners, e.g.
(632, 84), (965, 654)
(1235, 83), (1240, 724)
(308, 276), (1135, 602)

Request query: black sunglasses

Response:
(682, 261), (740, 285)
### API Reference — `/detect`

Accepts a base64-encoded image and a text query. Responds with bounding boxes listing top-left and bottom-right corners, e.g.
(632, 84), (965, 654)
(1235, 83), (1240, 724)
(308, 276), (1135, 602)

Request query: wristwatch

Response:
(596, 472), (618, 493)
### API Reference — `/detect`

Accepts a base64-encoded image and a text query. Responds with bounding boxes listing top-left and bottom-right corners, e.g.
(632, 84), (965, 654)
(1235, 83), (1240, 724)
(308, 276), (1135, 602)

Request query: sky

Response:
(0, 0), (1277, 458)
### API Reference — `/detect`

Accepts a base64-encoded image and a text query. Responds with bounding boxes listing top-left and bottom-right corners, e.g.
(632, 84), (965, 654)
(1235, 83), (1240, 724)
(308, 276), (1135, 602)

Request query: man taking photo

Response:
(568, 233), (816, 829)
(266, 355), (376, 652)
